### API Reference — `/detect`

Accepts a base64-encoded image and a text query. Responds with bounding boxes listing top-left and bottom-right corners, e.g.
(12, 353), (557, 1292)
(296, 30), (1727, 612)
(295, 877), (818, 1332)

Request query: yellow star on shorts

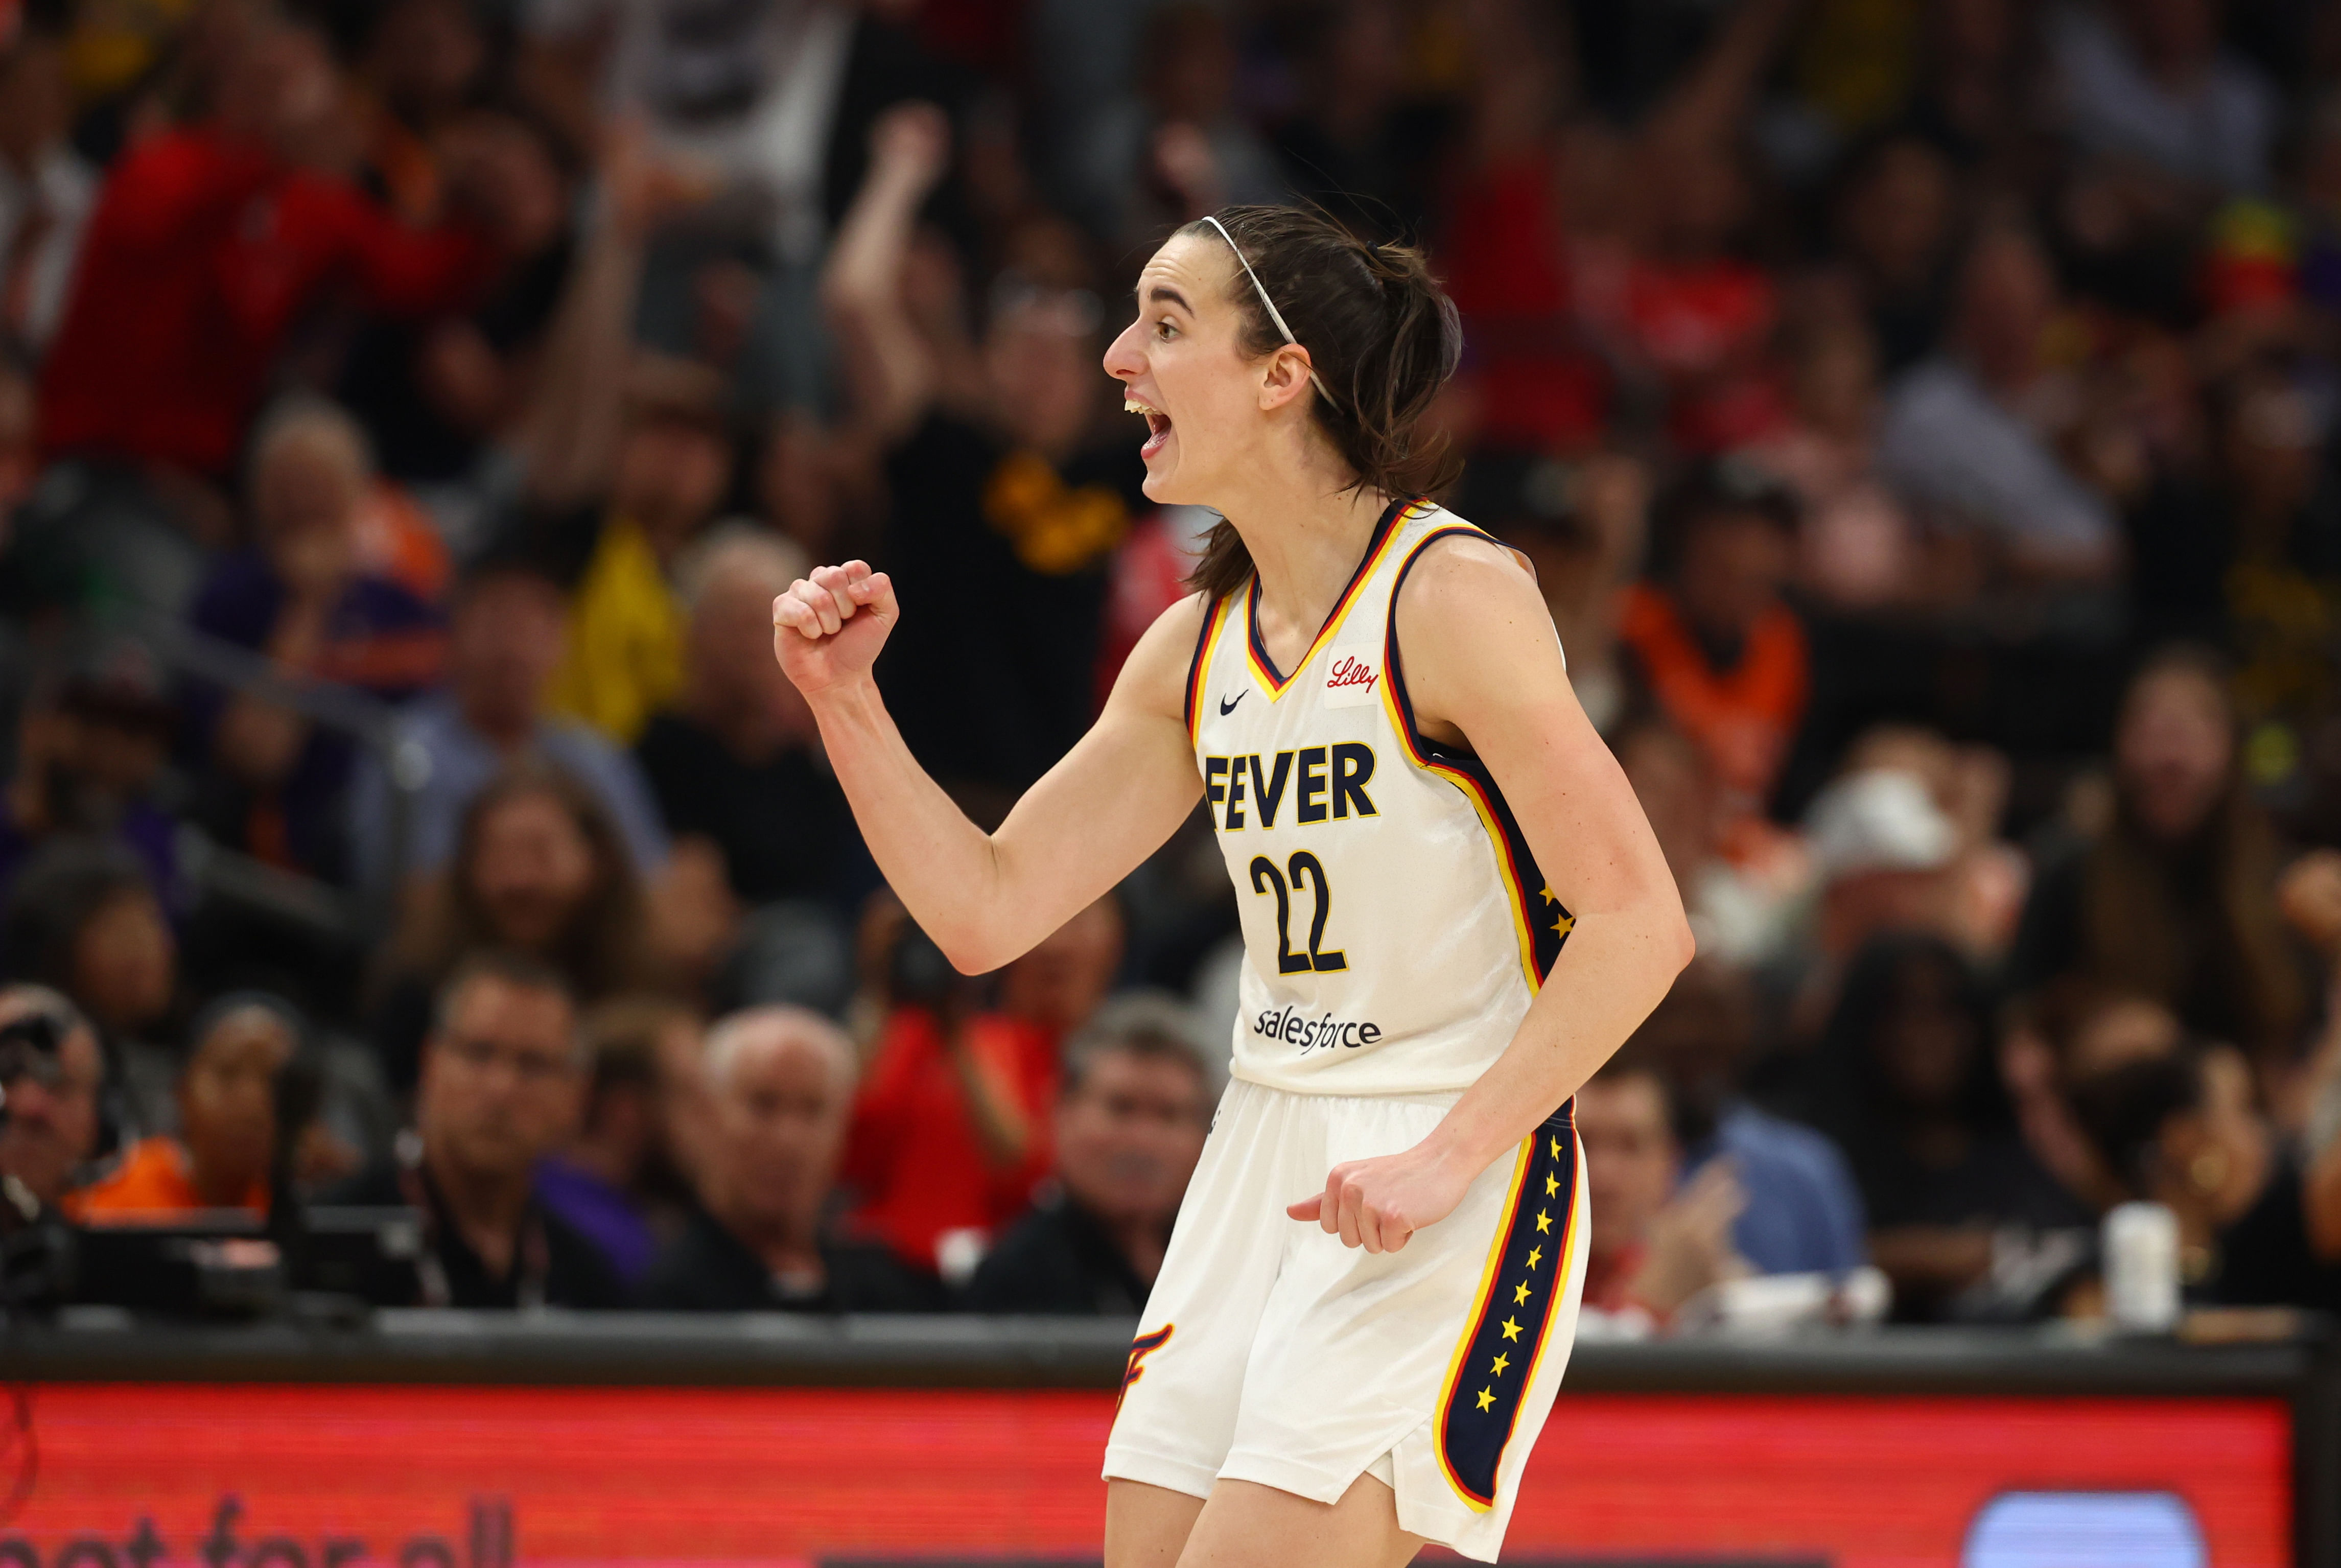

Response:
(1550, 1136), (1564, 1160)
(1526, 1246), (1542, 1271)
(1534, 1209), (1551, 1233)
(1476, 1388), (1495, 1412)
(1513, 1281), (1532, 1305)
(1544, 1173), (1559, 1196)
(1490, 1352), (1510, 1376)
(1539, 884), (1557, 904)
(1553, 914), (1574, 938)
(1500, 1316), (1523, 1341)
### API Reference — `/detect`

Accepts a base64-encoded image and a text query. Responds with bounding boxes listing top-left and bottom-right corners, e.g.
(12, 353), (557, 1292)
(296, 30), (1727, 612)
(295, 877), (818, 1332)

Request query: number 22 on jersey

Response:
(1250, 851), (1346, 974)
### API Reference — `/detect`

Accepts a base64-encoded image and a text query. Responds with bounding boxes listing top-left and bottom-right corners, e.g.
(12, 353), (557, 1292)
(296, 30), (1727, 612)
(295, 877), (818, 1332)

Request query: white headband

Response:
(1201, 214), (1337, 407)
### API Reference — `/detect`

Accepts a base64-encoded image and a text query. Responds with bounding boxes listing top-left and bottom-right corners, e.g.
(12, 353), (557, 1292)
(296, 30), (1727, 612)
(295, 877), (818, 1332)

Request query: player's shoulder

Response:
(1393, 505), (1540, 611)
(1391, 505), (1565, 683)
(1144, 588), (1218, 656)
(1105, 589), (1219, 718)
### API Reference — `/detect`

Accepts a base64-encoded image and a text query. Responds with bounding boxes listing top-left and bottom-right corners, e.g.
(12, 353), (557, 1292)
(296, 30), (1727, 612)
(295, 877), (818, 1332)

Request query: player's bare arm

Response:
(773, 563), (1206, 973)
(1288, 533), (1695, 1253)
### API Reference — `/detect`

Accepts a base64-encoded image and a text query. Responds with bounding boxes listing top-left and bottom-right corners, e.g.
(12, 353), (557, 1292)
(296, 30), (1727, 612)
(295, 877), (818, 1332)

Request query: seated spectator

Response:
(1616, 716), (1808, 970)
(1877, 227), (2122, 586)
(1618, 462), (1809, 827)
(184, 397), (446, 882)
(2161, 360), (2341, 832)
(0, 634), (182, 912)
(1479, 451), (1647, 737)
(2002, 978), (2188, 1220)
(1741, 318), (1928, 614)
(0, 985), (104, 1208)
(636, 525), (864, 949)
(0, 30), (98, 361)
(994, 892), (1125, 1042)
(1, 842), (176, 1137)
(330, 951), (623, 1308)
(638, 1006), (941, 1312)
(68, 993), (299, 1221)
(543, 358), (736, 746)
(637, 528), (864, 1012)
(2070, 1049), (2338, 1310)
(2283, 853), (2341, 1248)
(1628, 961), (1865, 1277)
(373, 763), (668, 1092)
(1803, 933), (2092, 1319)
(967, 995), (1212, 1314)
(1576, 1047), (1749, 1331)
(2126, 357), (2323, 652)
(841, 897), (1123, 1278)
(1829, 132), (1958, 377)
(1837, 725), (2029, 962)
(1801, 768), (1957, 947)
(536, 996), (705, 1286)
(2009, 646), (2310, 1072)
(347, 554), (669, 894)
(1776, 764), (1964, 1047)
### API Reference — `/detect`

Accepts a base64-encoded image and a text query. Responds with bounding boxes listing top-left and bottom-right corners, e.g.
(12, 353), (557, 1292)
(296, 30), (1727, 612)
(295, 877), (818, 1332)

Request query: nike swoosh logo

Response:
(1219, 693), (1245, 715)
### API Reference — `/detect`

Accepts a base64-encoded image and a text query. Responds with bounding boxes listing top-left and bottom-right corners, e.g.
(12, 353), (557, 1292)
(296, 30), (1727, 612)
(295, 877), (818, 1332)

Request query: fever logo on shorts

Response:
(1116, 1324), (1174, 1414)
(1433, 1103), (1580, 1512)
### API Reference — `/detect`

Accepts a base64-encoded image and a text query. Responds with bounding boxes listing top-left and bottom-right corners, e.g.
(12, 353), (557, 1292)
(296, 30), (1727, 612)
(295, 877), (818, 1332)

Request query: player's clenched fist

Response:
(771, 560), (899, 696)
(1287, 1140), (1477, 1254)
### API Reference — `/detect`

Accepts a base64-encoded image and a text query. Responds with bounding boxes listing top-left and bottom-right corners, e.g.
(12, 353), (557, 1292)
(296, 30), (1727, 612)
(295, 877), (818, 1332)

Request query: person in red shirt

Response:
(840, 896), (1125, 1279)
(36, 20), (503, 481)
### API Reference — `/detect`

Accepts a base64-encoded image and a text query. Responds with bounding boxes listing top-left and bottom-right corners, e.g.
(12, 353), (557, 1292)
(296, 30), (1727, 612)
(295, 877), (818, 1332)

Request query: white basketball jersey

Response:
(1187, 497), (1573, 1096)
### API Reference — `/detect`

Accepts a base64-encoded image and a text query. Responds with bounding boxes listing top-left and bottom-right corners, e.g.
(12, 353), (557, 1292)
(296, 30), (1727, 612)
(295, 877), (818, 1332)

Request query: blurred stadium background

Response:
(0, 0), (2336, 1560)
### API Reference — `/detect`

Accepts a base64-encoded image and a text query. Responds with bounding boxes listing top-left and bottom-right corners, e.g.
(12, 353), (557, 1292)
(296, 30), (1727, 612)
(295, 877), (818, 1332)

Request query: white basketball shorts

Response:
(1102, 1076), (1588, 1562)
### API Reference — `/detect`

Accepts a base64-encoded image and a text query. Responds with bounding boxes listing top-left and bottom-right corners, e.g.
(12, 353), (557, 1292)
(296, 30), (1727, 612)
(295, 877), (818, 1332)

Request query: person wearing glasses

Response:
(329, 951), (623, 1307)
(772, 203), (1691, 1567)
(0, 985), (105, 1209)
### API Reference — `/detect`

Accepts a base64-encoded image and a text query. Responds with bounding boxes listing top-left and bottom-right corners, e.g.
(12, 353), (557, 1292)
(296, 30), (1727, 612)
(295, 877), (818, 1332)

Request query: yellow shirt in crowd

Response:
(547, 514), (685, 745)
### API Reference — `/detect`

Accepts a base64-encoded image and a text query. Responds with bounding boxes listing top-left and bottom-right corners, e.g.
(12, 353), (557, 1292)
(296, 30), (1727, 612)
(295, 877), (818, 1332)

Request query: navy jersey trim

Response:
(1434, 1102), (1580, 1509)
(1380, 525), (1574, 985)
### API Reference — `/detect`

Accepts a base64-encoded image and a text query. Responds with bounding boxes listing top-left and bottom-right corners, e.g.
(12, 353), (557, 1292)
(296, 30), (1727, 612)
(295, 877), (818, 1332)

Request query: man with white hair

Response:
(636, 1004), (939, 1310)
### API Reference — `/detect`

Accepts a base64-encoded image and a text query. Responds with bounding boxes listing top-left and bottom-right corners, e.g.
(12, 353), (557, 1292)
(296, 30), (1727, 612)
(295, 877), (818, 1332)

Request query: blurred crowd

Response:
(3, 0), (2341, 1326)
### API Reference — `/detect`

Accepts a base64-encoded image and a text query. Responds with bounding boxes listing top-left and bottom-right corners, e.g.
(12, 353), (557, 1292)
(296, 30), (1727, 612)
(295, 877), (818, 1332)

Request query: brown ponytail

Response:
(1178, 205), (1465, 600)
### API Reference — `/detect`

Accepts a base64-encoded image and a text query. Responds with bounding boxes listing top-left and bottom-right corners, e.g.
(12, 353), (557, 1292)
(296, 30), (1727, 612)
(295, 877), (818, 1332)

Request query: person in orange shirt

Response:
(1618, 461), (1810, 824)
(68, 994), (298, 1221)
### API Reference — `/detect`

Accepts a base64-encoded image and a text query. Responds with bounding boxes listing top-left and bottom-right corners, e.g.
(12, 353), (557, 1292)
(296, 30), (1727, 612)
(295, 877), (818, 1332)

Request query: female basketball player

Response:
(772, 206), (1693, 1567)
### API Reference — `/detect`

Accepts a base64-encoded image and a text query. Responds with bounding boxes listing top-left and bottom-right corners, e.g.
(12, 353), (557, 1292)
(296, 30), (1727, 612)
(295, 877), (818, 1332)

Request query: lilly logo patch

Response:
(1322, 644), (1381, 709)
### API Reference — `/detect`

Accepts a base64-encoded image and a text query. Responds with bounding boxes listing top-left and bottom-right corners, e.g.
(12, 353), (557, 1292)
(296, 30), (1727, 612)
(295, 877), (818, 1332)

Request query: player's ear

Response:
(1259, 346), (1315, 412)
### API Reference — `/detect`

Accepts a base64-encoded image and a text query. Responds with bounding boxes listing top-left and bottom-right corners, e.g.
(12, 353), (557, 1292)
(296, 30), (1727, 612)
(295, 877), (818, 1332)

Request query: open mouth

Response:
(1126, 397), (1172, 459)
